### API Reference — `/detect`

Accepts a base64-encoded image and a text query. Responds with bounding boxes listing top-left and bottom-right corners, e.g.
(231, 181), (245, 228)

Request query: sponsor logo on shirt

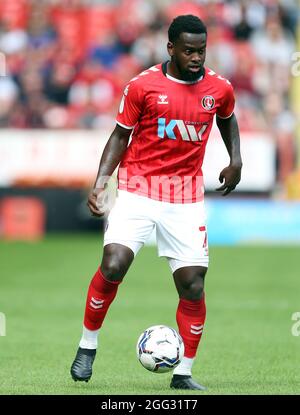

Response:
(158, 118), (208, 142)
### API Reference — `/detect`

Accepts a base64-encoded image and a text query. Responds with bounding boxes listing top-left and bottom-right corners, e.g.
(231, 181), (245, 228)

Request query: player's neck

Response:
(166, 61), (204, 83)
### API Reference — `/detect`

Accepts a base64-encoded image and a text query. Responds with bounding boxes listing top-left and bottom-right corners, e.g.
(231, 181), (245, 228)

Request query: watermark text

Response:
(0, 312), (6, 336)
(291, 312), (300, 336)
(291, 52), (300, 77)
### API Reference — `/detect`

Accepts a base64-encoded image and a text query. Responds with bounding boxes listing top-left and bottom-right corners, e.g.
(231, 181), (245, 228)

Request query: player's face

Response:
(168, 32), (207, 81)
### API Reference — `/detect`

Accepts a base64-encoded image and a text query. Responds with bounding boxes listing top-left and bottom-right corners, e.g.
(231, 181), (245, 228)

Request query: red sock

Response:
(83, 267), (121, 330)
(176, 294), (206, 358)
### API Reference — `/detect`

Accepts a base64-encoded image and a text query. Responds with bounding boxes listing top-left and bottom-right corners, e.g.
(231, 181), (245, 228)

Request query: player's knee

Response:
(184, 279), (204, 301)
(175, 267), (207, 301)
(101, 244), (133, 282)
(101, 258), (124, 282)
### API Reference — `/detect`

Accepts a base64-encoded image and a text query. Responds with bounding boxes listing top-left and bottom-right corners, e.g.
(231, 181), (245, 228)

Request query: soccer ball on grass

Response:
(136, 325), (184, 373)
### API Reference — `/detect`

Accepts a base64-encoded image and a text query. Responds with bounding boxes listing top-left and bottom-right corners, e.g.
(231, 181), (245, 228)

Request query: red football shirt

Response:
(116, 63), (235, 203)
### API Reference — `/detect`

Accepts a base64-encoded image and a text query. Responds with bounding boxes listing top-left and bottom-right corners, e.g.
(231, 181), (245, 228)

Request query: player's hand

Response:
(216, 164), (242, 196)
(87, 188), (106, 217)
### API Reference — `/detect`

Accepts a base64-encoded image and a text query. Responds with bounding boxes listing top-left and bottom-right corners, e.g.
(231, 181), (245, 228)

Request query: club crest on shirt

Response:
(201, 95), (215, 111)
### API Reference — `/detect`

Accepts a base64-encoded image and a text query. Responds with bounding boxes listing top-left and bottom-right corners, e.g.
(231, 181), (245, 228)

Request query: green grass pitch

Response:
(0, 234), (299, 395)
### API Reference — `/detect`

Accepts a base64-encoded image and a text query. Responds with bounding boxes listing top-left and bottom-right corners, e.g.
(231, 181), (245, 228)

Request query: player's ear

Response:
(167, 41), (174, 57)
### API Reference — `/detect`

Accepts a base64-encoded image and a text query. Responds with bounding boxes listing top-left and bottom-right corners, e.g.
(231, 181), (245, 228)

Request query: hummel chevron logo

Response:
(158, 94), (168, 104)
(190, 324), (203, 335)
(90, 297), (104, 310)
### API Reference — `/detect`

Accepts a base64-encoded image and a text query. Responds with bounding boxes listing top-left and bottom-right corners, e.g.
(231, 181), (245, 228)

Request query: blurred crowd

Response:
(0, 0), (299, 183)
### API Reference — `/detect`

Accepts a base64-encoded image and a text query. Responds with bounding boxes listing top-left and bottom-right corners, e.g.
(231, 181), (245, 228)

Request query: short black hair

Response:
(168, 15), (207, 43)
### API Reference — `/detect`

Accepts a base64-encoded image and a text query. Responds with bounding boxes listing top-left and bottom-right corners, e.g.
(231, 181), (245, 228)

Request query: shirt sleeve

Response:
(116, 81), (144, 129)
(216, 82), (235, 119)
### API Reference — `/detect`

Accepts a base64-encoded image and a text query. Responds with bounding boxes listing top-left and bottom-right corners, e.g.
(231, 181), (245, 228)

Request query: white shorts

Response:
(104, 190), (209, 273)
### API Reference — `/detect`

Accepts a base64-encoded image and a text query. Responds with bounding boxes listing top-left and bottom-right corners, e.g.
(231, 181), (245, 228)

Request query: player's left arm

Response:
(216, 113), (242, 196)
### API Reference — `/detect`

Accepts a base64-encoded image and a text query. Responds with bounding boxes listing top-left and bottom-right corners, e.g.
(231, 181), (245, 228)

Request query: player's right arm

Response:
(88, 78), (144, 217)
(87, 124), (132, 217)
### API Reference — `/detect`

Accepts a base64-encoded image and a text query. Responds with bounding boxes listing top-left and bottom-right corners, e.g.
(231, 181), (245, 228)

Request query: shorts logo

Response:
(201, 95), (215, 111)
(199, 226), (208, 251)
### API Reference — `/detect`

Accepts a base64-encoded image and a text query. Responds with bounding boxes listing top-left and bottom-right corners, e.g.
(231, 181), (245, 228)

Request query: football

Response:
(136, 325), (184, 373)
